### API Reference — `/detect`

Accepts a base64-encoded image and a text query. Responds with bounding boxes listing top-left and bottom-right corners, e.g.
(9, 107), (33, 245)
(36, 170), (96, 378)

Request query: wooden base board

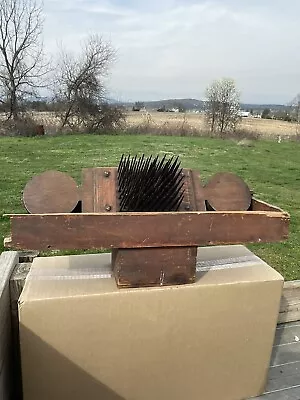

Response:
(112, 247), (197, 288)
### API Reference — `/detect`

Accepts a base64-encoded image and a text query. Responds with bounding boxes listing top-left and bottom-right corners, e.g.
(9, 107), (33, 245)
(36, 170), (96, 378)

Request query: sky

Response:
(43, 0), (300, 104)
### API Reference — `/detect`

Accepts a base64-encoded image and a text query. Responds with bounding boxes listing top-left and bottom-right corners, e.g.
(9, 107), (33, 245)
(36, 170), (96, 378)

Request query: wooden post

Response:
(112, 247), (197, 288)
(0, 251), (19, 400)
(10, 261), (34, 400)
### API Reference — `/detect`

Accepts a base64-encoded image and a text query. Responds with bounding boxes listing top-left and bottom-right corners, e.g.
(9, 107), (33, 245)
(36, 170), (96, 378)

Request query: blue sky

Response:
(43, 0), (300, 104)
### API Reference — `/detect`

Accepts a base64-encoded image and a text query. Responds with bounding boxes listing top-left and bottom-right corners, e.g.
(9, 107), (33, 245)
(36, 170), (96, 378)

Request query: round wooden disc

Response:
(23, 170), (79, 213)
(204, 172), (252, 211)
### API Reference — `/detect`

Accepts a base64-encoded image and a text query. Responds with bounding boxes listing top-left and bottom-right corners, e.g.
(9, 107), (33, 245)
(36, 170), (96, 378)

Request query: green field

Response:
(0, 134), (299, 280)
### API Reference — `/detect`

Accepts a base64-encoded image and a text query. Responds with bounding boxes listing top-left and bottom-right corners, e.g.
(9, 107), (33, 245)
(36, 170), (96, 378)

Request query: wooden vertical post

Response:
(0, 251), (19, 400)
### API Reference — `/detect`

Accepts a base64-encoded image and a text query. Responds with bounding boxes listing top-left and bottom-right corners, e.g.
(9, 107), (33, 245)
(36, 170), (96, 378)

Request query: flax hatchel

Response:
(4, 155), (289, 288)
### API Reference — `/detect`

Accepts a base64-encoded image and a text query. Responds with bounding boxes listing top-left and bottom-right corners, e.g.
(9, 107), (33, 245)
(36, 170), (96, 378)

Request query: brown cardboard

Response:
(19, 245), (283, 400)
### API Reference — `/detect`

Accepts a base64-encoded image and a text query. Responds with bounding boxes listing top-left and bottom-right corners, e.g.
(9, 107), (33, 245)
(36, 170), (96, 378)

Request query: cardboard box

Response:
(19, 245), (283, 400)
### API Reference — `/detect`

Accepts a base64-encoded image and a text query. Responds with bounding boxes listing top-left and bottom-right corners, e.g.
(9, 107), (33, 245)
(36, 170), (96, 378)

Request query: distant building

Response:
(238, 111), (250, 118)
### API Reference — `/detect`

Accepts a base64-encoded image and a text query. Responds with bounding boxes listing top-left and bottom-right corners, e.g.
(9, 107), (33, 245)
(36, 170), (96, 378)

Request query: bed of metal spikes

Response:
(117, 154), (185, 212)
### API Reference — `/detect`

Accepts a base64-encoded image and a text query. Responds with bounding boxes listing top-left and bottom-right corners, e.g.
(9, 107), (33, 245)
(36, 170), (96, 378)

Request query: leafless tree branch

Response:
(54, 34), (124, 132)
(0, 0), (49, 119)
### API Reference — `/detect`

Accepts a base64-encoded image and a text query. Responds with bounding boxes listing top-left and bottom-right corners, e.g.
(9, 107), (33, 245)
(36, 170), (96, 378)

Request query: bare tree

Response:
(205, 78), (240, 133)
(289, 94), (300, 134)
(0, 0), (48, 120)
(55, 35), (124, 132)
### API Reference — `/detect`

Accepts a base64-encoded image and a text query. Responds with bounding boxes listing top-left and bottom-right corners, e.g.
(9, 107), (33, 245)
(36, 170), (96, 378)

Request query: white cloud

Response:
(42, 0), (300, 103)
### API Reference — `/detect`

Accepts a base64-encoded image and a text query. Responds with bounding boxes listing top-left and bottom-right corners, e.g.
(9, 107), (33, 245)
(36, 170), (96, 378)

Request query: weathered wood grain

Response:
(252, 199), (285, 212)
(23, 170), (79, 214)
(5, 209), (289, 251)
(266, 367), (300, 392)
(10, 262), (34, 400)
(204, 172), (252, 211)
(81, 167), (118, 213)
(278, 281), (300, 324)
(10, 262), (32, 305)
(190, 170), (207, 211)
(254, 323), (300, 399)
(0, 251), (19, 400)
(254, 386), (300, 399)
(113, 247), (197, 287)
(274, 323), (300, 346)
(0, 349), (12, 400)
(178, 169), (206, 211)
(270, 342), (300, 367)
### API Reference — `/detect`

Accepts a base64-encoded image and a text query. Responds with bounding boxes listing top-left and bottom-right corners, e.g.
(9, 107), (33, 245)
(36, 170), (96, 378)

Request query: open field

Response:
(1, 111), (298, 139)
(0, 134), (299, 280)
(126, 111), (298, 138)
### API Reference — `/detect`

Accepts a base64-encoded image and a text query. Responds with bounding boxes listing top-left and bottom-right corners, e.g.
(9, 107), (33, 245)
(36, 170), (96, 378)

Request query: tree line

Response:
(1, 0), (299, 136)
(0, 0), (124, 133)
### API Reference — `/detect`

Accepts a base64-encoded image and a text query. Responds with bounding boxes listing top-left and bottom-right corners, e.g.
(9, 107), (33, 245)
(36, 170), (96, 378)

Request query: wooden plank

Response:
(5, 210), (289, 251)
(0, 348), (12, 400)
(18, 250), (39, 263)
(10, 262), (32, 306)
(0, 251), (19, 400)
(252, 199), (285, 212)
(269, 361), (300, 380)
(191, 170), (206, 211)
(0, 303), (10, 362)
(10, 263), (30, 400)
(81, 168), (94, 212)
(9, 258), (39, 400)
(270, 342), (300, 366)
(266, 365), (300, 392)
(178, 169), (206, 211)
(278, 281), (300, 324)
(253, 323), (300, 399)
(0, 251), (19, 304)
(81, 167), (118, 213)
(254, 386), (300, 399)
(274, 323), (300, 346)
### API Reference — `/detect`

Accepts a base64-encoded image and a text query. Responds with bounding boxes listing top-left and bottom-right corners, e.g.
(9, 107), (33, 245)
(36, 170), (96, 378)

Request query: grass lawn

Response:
(0, 134), (299, 280)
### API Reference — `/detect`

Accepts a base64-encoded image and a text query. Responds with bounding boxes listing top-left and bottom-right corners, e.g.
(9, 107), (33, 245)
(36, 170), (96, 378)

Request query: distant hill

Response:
(114, 98), (204, 111)
(143, 98), (204, 110)
(241, 103), (288, 111)
(113, 98), (287, 112)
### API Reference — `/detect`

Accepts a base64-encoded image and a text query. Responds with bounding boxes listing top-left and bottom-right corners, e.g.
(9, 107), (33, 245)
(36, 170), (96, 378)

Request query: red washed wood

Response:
(204, 172), (252, 211)
(113, 247), (197, 288)
(5, 206), (289, 251)
(81, 167), (118, 213)
(23, 170), (79, 214)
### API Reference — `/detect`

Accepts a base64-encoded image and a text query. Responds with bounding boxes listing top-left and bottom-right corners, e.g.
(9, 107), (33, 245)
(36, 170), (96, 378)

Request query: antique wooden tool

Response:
(4, 155), (290, 288)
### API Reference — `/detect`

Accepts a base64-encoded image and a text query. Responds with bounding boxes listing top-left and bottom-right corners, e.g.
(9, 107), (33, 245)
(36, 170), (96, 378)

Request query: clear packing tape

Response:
(26, 252), (263, 281)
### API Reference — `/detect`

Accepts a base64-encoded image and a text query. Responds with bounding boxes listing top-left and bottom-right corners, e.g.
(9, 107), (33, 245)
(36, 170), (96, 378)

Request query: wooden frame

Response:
(4, 204), (289, 251)
(4, 196), (289, 288)
(5, 167), (290, 288)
